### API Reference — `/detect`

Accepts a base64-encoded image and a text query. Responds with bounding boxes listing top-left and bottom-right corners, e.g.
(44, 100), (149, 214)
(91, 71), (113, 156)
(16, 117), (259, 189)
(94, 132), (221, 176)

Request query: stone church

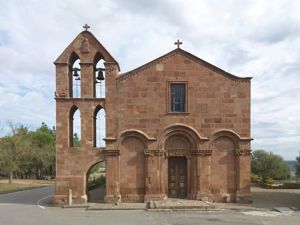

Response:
(54, 26), (252, 204)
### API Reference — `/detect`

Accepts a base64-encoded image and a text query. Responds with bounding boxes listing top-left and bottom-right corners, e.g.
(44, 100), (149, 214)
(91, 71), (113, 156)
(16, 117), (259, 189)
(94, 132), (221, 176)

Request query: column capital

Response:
(191, 149), (212, 156)
(103, 149), (120, 157)
(144, 149), (164, 157)
(235, 149), (252, 156)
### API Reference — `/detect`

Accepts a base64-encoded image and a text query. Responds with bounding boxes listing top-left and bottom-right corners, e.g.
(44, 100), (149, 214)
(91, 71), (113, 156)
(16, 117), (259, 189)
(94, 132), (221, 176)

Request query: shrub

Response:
(264, 177), (273, 185)
(251, 174), (261, 183)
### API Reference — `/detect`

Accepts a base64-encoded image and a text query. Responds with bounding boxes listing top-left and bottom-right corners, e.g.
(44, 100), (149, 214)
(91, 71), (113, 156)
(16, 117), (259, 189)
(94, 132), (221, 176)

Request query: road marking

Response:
(36, 194), (53, 210)
(38, 205), (45, 209)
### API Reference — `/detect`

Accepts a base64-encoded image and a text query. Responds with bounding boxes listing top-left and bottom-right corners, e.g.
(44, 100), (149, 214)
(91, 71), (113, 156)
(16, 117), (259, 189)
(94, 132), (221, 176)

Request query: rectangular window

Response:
(170, 83), (186, 112)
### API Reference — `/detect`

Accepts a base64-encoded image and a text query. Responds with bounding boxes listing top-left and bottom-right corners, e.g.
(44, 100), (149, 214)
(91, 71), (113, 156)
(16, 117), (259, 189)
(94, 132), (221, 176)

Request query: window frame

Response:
(167, 81), (188, 114)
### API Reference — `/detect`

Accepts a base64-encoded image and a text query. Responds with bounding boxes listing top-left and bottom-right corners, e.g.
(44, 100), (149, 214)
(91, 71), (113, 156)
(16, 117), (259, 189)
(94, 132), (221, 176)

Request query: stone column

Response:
(79, 62), (94, 98)
(235, 148), (252, 203)
(144, 150), (165, 202)
(192, 149), (212, 201)
(103, 150), (120, 203)
(104, 62), (119, 138)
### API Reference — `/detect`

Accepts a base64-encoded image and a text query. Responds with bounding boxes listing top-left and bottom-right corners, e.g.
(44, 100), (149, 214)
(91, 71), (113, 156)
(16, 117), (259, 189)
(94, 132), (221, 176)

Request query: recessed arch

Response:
(86, 160), (106, 203)
(210, 129), (241, 149)
(93, 105), (106, 147)
(117, 129), (152, 150)
(119, 135), (146, 202)
(210, 136), (237, 202)
(159, 123), (205, 150)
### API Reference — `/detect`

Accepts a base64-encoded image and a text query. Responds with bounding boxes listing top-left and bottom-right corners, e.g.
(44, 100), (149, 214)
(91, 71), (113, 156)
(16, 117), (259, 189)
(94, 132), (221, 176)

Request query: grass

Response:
(0, 179), (54, 195)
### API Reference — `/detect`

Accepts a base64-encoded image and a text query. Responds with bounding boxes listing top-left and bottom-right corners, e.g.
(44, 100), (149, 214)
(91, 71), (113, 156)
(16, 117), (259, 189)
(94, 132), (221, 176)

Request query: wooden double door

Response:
(168, 157), (187, 198)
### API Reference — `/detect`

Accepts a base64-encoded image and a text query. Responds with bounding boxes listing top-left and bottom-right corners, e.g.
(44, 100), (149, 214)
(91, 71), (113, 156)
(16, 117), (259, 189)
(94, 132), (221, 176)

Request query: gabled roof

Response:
(118, 48), (251, 81)
(54, 31), (120, 70)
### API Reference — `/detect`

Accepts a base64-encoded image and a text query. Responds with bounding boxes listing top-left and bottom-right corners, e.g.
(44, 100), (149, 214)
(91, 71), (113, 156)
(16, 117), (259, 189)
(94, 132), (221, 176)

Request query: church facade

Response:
(54, 27), (252, 204)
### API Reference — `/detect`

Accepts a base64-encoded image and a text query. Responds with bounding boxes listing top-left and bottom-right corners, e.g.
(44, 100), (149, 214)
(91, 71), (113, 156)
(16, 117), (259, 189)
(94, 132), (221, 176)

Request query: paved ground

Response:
(0, 185), (54, 205)
(0, 186), (299, 225)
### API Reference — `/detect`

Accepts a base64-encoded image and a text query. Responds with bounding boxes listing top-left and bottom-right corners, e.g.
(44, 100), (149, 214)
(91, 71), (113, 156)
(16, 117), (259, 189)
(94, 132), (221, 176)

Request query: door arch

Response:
(165, 134), (192, 199)
(86, 161), (106, 203)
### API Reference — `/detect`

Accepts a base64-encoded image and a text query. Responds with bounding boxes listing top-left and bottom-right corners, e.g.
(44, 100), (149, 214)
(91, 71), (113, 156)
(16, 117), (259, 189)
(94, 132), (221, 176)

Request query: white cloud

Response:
(0, 0), (299, 159)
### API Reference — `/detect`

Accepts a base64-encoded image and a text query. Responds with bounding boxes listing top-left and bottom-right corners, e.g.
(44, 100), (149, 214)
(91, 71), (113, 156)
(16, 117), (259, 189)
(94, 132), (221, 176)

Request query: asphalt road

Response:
(0, 185), (54, 205)
(0, 186), (299, 225)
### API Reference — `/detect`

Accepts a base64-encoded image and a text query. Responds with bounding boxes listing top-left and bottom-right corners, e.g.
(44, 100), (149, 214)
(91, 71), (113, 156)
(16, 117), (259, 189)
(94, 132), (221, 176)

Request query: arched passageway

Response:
(86, 161), (106, 203)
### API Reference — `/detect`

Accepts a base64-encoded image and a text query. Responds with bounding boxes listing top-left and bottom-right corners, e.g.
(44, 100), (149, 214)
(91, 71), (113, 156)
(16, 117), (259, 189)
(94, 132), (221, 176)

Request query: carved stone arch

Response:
(158, 124), (205, 150)
(69, 104), (79, 116)
(93, 51), (105, 64)
(210, 129), (241, 150)
(94, 104), (104, 114)
(118, 129), (151, 150)
(85, 158), (106, 202)
(84, 158), (106, 178)
(69, 51), (80, 66)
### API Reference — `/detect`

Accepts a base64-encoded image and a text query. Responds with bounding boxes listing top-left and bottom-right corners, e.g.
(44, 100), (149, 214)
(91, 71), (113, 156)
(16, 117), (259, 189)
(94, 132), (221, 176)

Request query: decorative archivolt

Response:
(209, 129), (252, 157)
(158, 123), (208, 150)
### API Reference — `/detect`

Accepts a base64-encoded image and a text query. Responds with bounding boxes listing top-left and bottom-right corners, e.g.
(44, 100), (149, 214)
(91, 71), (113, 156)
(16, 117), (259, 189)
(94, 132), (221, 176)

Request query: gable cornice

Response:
(117, 48), (251, 82)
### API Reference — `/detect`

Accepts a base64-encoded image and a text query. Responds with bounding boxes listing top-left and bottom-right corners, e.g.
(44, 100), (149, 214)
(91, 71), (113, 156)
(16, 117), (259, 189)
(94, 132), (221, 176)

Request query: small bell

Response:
(73, 68), (80, 77)
(96, 69), (105, 81)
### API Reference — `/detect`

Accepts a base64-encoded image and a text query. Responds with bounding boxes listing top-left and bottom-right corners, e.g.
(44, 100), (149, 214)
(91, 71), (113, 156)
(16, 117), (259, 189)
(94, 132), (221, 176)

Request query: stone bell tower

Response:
(53, 25), (119, 204)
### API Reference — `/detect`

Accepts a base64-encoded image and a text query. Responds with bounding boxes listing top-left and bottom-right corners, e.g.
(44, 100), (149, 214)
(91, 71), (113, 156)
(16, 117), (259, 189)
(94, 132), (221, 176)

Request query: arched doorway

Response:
(165, 135), (191, 199)
(86, 161), (106, 203)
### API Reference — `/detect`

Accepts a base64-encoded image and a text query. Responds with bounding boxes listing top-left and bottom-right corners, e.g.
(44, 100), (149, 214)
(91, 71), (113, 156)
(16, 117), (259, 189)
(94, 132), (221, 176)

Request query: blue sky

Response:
(0, 0), (300, 160)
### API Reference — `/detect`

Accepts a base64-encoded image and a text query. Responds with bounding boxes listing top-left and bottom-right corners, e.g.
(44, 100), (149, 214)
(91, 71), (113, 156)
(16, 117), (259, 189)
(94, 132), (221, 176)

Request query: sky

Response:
(0, 0), (300, 160)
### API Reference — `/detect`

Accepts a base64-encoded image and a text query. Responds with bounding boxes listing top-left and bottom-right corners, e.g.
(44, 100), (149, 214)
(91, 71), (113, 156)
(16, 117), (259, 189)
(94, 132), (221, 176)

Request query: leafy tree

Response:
(29, 122), (55, 179)
(296, 154), (300, 177)
(0, 125), (31, 183)
(0, 122), (56, 182)
(252, 150), (291, 180)
(73, 133), (81, 147)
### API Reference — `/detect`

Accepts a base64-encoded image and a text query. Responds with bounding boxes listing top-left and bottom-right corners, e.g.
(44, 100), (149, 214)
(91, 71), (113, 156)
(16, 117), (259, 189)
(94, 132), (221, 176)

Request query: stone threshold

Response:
(62, 199), (216, 211)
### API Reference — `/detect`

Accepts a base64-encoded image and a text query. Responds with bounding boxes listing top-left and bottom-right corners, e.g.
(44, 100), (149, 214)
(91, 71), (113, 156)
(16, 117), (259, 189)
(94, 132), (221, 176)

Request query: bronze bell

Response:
(73, 68), (80, 77)
(96, 68), (105, 80)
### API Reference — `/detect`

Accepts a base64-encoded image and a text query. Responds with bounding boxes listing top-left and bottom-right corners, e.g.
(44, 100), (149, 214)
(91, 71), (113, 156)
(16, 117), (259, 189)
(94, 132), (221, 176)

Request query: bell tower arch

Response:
(54, 25), (119, 204)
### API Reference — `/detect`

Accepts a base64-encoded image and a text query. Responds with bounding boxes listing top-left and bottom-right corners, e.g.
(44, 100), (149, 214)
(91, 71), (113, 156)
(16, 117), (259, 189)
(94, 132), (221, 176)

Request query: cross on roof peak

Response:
(83, 24), (90, 31)
(174, 39), (183, 48)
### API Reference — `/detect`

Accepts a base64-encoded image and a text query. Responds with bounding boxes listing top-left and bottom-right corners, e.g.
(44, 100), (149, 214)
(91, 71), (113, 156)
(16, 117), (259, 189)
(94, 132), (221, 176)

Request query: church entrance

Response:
(168, 157), (187, 198)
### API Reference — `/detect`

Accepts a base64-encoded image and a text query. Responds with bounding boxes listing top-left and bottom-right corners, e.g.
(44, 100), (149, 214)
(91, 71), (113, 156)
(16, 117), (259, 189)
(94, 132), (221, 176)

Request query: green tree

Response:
(29, 122), (55, 179)
(0, 122), (56, 181)
(252, 150), (291, 180)
(296, 154), (300, 177)
(0, 125), (30, 183)
(73, 133), (81, 147)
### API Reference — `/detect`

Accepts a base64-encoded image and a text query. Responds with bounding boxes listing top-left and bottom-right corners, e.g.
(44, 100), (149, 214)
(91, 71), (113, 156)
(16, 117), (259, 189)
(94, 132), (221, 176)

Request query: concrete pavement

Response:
(0, 186), (300, 225)
(0, 185), (54, 205)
